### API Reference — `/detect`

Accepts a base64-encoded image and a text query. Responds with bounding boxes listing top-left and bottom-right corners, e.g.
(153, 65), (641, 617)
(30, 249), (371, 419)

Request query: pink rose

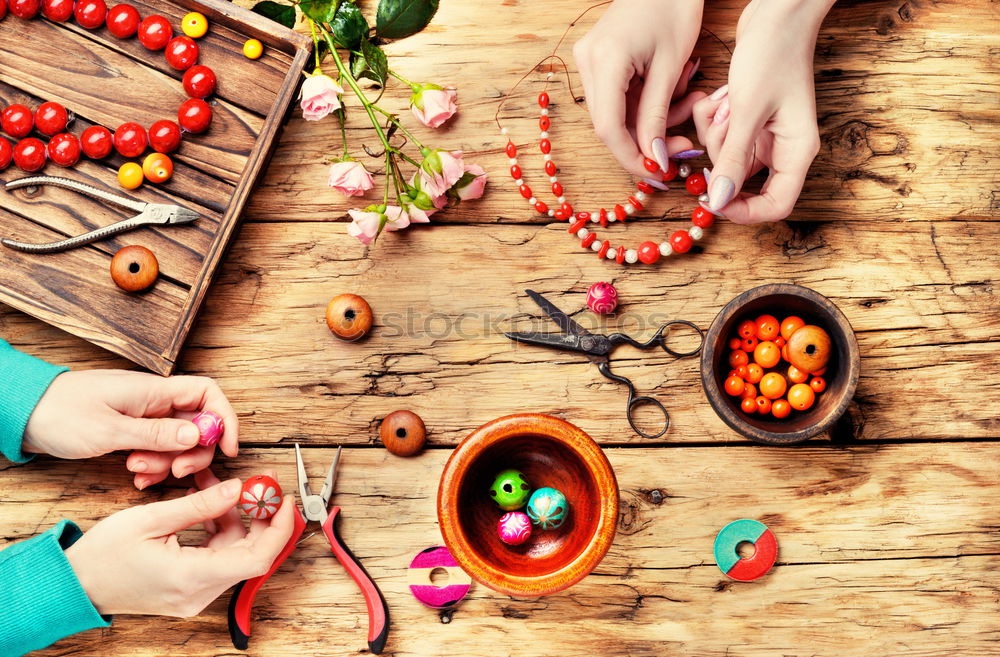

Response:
(419, 150), (465, 197)
(347, 206), (416, 245)
(300, 73), (343, 121)
(410, 84), (458, 128)
(449, 163), (487, 201)
(328, 161), (374, 197)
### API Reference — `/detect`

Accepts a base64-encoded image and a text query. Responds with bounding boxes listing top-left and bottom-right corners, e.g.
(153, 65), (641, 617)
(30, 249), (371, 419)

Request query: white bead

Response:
(543, 154), (552, 161)
(500, 127), (509, 135)
(549, 176), (558, 183)
(540, 108), (549, 116)
(625, 204), (635, 215)
(609, 215), (617, 222)
(509, 158), (518, 166)
(547, 209), (555, 217)
(698, 193), (710, 203)
(625, 249), (638, 264)
(577, 228), (589, 238)
(659, 242), (672, 256)
(635, 191), (648, 202)
(528, 197), (537, 205)
(689, 226), (704, 240)
(539, 131), (549, 139)
(514, 179), (524, 186)
(606, 250), (617, 260)
(557, 196), (566, 204)
(590, 214), (599, 223)
(591, 241), (602, 252)
(679, 164), (691, 178)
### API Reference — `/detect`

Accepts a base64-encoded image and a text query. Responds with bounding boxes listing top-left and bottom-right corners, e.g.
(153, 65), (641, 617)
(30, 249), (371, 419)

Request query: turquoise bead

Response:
(489, 469), (531, 511)
(526, 487), (568, 530)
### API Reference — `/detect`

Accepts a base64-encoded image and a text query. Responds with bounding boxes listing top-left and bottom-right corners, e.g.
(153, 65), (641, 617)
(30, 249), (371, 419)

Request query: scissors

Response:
(505, 289), (704, 439)
(228, 446), (390, 653)
(1, 175), (198, 253)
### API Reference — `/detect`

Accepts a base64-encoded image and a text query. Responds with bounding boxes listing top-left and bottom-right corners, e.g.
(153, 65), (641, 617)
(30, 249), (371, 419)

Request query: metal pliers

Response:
(1, 175), (199, 253)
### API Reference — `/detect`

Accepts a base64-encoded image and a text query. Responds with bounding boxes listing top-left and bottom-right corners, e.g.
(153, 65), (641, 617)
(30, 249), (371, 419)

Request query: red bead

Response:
(554, 210), (569, 221)
(538, 92), (549, 108)
(581, 233), (596, 248)
(178, 98), (212, 133)
(0, 138), (11, 171)
(636, 180), (654, 194)
(74, 0), (107, 29)
(662, 160), (678, 182)
(539, 116), (550, 131)
(670, 230), (693, 254)
(544, 160), (557, 176)
(551, 182), (563, 197)
(510, 165), (522, 180)
(13, 138), (46, 172)
(81, 125), (113, 159)
(599, 208), (608, 227)
(627, 196), (643, 211)
(534, 200), (548, 214)
(519, 184), (532, 199)
(539, 139), (551, 154)
(138, 15), (173, 50)
(615, 246), (625, 264)
(41, 0), (74, 21)
(165, 36), (199, 71)
(8, 0), (40, 18)
(569, 217), (588, 233)
(686, 173), (707, 195)
(614, 204), (627, 222)
(149, 120), (182, 154)
(106, 3), (140, 38)
(239, 475), (283, 520)
(1, 104), (33, 139)
(643, 157), (660, 173)
(34, 102), (68, 136)
(597, 240), (610, 259)
(114, 122), (147, 158)
(183, 65), (217, 98)
(637, 241), (660, 264)
(692, 206), (715, 229)
(561, 202), (573, 215)
(47, 133), (81, 167)
(575, 212), (591, 222)
(505, 142), (517, 158)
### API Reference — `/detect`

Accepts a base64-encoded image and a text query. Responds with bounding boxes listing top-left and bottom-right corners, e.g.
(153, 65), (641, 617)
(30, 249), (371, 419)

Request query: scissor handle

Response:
(597, 361), (669, 439)
(607, 320), (704, 359)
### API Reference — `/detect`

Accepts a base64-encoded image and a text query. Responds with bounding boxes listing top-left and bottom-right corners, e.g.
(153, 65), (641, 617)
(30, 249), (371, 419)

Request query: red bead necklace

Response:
(502, 90), (715, 266)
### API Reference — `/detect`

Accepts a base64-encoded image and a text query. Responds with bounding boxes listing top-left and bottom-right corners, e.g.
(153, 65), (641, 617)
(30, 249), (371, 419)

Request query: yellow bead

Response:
(181, 12), (208, 38)
(118, 162), (144, 190)
(243, 38), (263, 60)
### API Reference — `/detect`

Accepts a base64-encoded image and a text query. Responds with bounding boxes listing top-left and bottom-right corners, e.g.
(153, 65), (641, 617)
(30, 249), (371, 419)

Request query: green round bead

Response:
(489, 469), (531, 511)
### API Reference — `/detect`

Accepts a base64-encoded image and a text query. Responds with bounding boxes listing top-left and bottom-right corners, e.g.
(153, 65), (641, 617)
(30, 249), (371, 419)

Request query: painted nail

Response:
(673, 149), (705, 159)
(709, 84), (729, 101)
(712, 97), (731, 125)
(130, 460), (148, 473)
(651, 137), (670, 172)
(642, 178), (670, 191)
(687, 57), (701, 81)
(699, 200), (726, 218)
(707, 175), (735, 212)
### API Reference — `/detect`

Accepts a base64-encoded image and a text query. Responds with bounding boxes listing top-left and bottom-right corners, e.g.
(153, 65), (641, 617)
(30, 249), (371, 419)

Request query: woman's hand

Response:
(574, 0), (706, 177)
(693, 0), (833, 223)
(23, 370), (239, 489)
(65, 471), (295, 617)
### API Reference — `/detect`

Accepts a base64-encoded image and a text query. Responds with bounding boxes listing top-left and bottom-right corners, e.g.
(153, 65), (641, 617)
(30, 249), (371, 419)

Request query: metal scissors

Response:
(228, 446), (389, 653)
(505, 289), (704, 439)
(1, 175), (198, 253)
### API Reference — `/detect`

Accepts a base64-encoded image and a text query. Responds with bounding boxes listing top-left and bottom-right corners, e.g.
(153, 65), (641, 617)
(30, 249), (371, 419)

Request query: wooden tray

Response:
(0, 0), (310, 374)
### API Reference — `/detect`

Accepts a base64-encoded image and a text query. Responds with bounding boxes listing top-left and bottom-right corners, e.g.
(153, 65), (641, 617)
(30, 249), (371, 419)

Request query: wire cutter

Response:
(505, 289), (704, 439)
(1, 175), (198, 253)
(227, 446), (390, 653)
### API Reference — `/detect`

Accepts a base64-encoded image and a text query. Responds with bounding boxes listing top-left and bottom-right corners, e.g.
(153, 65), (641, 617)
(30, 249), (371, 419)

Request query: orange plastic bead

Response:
(774, 336), (786, 348)
(755, 396), (772, 415)
(736, 365), (749, 379)
(737, 320), (756, 339)
(728, 369), (739, 378)
(755, 314), (780, 341)
(787, 325), (832, 373)
(142, 152), (173, 183)
(788, 383), (816, 411)
(741, 397), (757, 414)
(812, 367), (827, 376)
(724, 376), (745, 396)
(728, 337), (742, 350)
(741, 335), (758, 352)
(782, 344), (791, 362)
(741, 383), (757, 400)
(728, 350), (749, 368)
(759, 372), (787, 400)
(787, 365), (809, 384)
(117, 162), (143, 189)
(745, 363), (764, 384)
(771, 399), (791, 419)
(810, 376), (827, 393)
(753, 341), (781, 369)
(780, 316), (806, 340)
(243, 38), (263, 59)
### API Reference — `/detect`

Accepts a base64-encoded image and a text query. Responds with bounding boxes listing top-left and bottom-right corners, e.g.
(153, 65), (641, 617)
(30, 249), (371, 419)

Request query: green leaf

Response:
(360, 40), (388, 85)
(252, 0), (296, 29)
(375, 0), (438, 39)
(330, 1), (368, 49)
(299, 0), (341, 24)
(349, 51), (367, 79)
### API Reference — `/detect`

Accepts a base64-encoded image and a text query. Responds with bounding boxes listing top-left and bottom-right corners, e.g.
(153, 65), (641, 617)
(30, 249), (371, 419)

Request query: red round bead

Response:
(149, 119), (182, 154)
(13, 138), (46, 172)
(81, 125), (113, 159)
(598, 208), (608, 227)
(553, 210), (569, 221)
(692, 206), (715, 229)
(686, 173), (707, 195)
(561, 202), (573, 215)
(165, 36), (199, 71)
(534, 200), (549, 214)
(538, 92), (549, 108)
(539, 116), (550, 131)
(41, 0), (74, 21)
(637, 241), (660, 264)
(177, 98), (212, 133)
(581, 233), (596, 248)
(519, 184), (532, 199)
(114, 122), (147, 158)
(597, 240), (610, 259)
(505, 142), (517, 158)
(627, 196), (643, 211)
(614, 204), (627, 222)
(9, 0), (41, 18)
(0, 138), (11, 171)
(47, 133), (81, 167)
(183, 65), (217, 98)
(539, 139), (551, 154)
(569, 217), (588, 233)
(670, 230), (693, 254)
(551, 182), (563, 197)
(106, 3), (140, 38)
(636, 180), (654, 195)
(643, 157), (660, 173)
(662, 160), (679, 182)
(575, 212), (590, 221)
(615, 246), (626, 264)
(138, 15), (173, 50)
(510, 165), (522, 180)
(544, 160), (557, 176)
(74, 0), (107, 29)
(35, 101), (68, 137)
(1, 104), (34, 139)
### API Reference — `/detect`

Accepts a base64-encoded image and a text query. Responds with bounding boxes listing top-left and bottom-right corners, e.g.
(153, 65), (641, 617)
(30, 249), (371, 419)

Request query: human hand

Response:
(23, 370), (239, 489)
(65, 470), (295, 617)
(693, 0), (833, 223)
(574, 0), (706, 177)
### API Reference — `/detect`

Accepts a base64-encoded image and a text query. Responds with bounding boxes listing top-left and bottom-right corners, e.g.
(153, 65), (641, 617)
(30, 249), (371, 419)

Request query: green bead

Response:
(526, 487), (568, 530)
(489, 469), (531, 510)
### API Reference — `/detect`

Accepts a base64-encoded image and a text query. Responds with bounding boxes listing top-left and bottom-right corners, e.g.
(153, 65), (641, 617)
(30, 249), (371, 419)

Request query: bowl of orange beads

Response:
(701, 284), (860, 444)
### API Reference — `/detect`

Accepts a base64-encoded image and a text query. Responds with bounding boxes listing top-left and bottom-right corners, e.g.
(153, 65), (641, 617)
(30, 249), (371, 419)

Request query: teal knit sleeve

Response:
(0, 340), (68, 463)
(0, 520), (112, 655)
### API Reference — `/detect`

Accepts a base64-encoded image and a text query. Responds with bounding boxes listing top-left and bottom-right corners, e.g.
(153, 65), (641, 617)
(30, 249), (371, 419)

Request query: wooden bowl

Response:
(700, 284), (860, 445)
(437, 414), (619, 597)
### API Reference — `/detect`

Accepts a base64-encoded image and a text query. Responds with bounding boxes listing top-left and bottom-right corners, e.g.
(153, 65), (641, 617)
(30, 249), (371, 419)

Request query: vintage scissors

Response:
(228, 446), (390, 653)
(1, 175), (198, 253)
(505, 289), (704, 439)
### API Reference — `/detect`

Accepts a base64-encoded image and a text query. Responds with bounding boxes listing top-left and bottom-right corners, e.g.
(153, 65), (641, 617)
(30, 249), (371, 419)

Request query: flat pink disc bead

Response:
(192, 410), (224, 447)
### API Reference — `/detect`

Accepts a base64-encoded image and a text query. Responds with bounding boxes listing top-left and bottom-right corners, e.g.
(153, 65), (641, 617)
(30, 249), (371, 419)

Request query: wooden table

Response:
(4, 1), (998, 655)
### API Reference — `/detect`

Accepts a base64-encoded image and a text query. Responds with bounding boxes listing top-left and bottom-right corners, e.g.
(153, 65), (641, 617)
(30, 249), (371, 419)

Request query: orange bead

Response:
(771, 399), (791, 419)
(736, 365), (749, 379)
(759, 372), (787, 400)
(787, 325), (832, 373)
(755, 314), (780, 341)
(774, 336), (786, 348)
(782, 344), (791, 362)
(812, 367), (827, 376)
(787, 365), (809, 384)
(755, 396), (772, 415)
(741, 397), (757, 414)
(728, 369), (739, 378)
(724, 376), (745, 396)
(728, 337), (742, 350)
(728, 350), (749, 368)
(741, 383), (757, 400)
(788, 383), (816, 411)
(780, 316), (806, 340)
(753, 341), (781, 368)
(809, 376), (827, 393)
(745, 363), (764, 384)
(737, 320), (757, 339)
(741, 335), (758, 352)
(142, 152), (173, 183)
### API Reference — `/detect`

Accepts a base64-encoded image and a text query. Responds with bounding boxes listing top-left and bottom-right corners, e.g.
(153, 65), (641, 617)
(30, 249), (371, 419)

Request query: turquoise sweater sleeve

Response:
(0, 339), (68, 462)
(0, 520), (111, 655)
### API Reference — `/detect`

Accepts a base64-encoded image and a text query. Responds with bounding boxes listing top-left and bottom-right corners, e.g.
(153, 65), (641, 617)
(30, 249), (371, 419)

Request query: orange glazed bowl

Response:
(437, 414), (619, 597)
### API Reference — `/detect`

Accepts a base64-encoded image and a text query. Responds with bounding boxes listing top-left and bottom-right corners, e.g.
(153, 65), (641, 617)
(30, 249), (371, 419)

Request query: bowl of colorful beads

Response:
(701, 284), (860, 445)
(437, 413), (619, 597)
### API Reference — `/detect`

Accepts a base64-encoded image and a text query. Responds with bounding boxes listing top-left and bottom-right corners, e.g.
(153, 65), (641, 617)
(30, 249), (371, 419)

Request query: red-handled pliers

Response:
(227, 445), (390, 653)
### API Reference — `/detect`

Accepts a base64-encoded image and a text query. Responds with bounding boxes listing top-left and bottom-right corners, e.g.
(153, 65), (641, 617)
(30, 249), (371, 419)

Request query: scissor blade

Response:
(525, 289), (592, 336)
(505, 330), (589, 353)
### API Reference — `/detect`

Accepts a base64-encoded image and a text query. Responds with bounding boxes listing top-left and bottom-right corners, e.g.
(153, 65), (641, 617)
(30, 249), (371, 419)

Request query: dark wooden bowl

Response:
(437, 414), (619, 597)
(700, 284), (860, 445)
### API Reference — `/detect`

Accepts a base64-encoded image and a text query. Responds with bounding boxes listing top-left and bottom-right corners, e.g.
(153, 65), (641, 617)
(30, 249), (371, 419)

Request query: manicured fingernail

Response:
(704, 168), (711, 183)
(708, 175), (735, 212)
(651, 137), (670, 172)
(712, 97), (731, 125)
(673, 149), (704, 159)
(709, 84), (729, 100)
(642, 178), (670, 191)
(135, 476), (148, 491)
(699, 200), (726, 218)
(221, 478), (241, 497)
(688, 57), (701, 81)
(179, 423), (200, 447)
(130, 460), (148, 473)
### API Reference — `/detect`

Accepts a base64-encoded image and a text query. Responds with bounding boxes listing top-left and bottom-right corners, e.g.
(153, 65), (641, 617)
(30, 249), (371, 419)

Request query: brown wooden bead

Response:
(325, 293), (373, 341)
(786, 324), (832, 373)
(110, 245), (158, 292)
(380, 410), (426, 456)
